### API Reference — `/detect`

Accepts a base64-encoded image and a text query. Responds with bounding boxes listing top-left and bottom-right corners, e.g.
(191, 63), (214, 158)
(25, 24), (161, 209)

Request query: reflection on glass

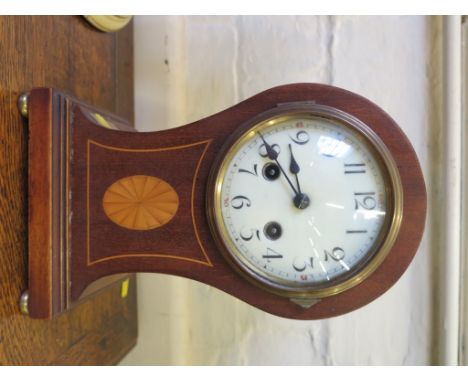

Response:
(326, 202), (345, 209)
(339, 260), (350, 271)
(317, 135), (351, 158)
(354, 210), (386, 220)
(313, 247), (330, 281)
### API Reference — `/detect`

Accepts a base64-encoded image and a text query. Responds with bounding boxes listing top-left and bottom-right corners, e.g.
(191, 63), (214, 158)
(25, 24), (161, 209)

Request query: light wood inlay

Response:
(102, 175), (179, 230)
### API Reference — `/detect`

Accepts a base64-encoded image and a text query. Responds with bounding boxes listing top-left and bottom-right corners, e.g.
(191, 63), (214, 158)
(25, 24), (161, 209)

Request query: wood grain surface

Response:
(0, 16), (137, 365)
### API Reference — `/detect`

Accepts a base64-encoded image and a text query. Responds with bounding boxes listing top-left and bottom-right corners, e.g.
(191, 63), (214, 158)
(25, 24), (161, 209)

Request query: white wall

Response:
(120, 15), (442, 365)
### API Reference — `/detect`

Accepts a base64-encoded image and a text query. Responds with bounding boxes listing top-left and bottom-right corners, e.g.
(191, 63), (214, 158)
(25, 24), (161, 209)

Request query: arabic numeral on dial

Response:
(258, 143), (280, 158)
(354, 192), (376, 210)
(262, 247), (283, 261)
(324, 247), (345, 261)
(231, 195), (251, 209)
(344, 163), (366, 174)
(290, 130), (310, 145)
(293, 257), (314, 272)
(239, 227), (261, 241)
(238, 164), (258, 176)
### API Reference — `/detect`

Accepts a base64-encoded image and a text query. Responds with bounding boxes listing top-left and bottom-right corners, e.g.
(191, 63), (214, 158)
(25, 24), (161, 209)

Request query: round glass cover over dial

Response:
(211, 110), (400, 298)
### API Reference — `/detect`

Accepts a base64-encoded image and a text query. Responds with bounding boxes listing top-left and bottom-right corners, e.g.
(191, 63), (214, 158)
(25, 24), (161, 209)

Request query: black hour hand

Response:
(289, 144), (300, 174)
(289, 144), (302, 193)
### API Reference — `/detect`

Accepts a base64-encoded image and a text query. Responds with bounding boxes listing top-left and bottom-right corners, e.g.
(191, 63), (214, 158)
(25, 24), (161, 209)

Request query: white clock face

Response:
(213, 113), (392, 294)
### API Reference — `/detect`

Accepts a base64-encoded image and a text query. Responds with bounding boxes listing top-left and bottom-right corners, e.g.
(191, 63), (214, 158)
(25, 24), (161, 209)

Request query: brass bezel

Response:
(207, 103), (403, 299)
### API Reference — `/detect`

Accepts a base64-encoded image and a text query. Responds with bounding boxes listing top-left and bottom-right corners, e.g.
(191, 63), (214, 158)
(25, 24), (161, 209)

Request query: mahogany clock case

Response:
(26, 83), (426, 320)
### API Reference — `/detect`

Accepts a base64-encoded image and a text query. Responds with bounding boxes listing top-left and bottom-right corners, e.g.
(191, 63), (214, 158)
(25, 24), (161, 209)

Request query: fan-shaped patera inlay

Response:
(102, 175), (179, 230)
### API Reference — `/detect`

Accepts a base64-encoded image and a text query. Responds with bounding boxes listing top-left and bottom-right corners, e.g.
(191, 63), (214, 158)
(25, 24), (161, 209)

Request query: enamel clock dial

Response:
(209, 103), (402, 301)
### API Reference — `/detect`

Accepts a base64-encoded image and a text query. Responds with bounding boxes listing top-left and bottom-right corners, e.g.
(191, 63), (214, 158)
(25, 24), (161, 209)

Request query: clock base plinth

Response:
(24, 84), (426, 320)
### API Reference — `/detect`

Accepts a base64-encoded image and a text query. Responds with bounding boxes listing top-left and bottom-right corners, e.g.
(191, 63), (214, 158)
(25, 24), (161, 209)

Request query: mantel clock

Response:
(19, 83), (426, 319)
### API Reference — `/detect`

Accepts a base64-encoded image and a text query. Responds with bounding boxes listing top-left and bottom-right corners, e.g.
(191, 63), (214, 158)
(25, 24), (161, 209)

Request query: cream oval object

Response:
(209, 105), (402, 299)
(83, 16), (133, 33)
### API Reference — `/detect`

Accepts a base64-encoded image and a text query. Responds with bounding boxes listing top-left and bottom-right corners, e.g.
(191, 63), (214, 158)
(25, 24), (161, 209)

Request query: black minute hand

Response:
(257, 132), (299, 196)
